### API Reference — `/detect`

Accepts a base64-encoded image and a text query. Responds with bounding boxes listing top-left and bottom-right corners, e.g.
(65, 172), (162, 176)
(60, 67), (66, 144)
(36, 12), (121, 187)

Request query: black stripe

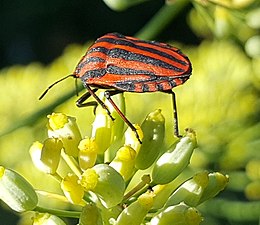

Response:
(86, 56), (106, 63)
(87, 46), (109, 55)
(76, 57), (105, 73)
(81, 65), (156, 81)
(96, 36), (188, 66)
(107, 65), (155, 76)
(88, 46), (183, 72)
(108, 48), (184, 72)
(114, 82), (136, 91)
(81, 68), (106, 80)
(110, 33), (172, 49)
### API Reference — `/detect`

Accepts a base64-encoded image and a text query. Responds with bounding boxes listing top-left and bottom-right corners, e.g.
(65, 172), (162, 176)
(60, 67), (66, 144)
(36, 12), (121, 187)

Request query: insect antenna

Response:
(39, 74), (75, 100)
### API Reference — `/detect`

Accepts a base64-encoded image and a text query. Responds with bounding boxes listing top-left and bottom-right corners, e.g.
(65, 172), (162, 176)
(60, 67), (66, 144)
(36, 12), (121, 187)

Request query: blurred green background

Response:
(0, 0), (260, 224)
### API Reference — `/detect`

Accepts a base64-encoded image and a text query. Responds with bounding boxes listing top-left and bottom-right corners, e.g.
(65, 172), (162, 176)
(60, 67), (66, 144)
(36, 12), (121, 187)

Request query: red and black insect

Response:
(40, 33), (192, 143)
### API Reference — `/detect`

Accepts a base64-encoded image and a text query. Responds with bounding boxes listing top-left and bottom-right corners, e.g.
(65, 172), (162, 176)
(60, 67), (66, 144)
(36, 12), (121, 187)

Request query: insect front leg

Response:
(104, 90), (142, 144)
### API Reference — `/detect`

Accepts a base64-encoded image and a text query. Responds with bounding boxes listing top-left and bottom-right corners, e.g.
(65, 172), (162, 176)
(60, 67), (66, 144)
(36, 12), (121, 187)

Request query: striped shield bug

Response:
(40, 33), (192, 143)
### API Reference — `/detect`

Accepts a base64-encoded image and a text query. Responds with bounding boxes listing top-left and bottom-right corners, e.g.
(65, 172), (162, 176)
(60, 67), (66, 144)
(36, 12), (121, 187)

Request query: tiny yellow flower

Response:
(48, 113), (68, 130)
(80, 168), (99, 191)
(92, 105), (113, 154)
(29, 139), (62, 174)
(81, 164), (125, 208)
(151, 202), (202, 225)
(78, 137), (98, 170)
(47, 112), (82, 157)
(116, 191), (155, 225)
(33, 212), (66, 225)
(61, 173), (84, 205)
(109, 145), (136, 181)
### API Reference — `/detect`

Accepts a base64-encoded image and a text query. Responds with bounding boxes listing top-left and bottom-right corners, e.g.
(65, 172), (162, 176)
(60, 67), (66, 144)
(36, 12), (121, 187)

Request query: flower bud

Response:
(152, 129), (197, 184)
(124, 124), (143, 151)
(78, 137), (98, 170)
(164, 171), (209, 207)
(151, 184), (169, 210)
(245, 181), (260, 200)
(29, 141), (46, 172)
(92, 100), (113, 154)
(47, 112), (82, 157)
(42, 138), (63, 173)
(80, 164), (125, 208)
(106, 92), (125, 142)
(164, 172), (228, 208)
(151, 202), (202, 225)
(214, 6), (230, 38)
(29, 139), (63, 174)
(79, 203), (103, 225)
(198, 172), (229, 204)
(246, 159), (260, 181)
(116, 191), (155, 225)
(61, 173), (84, 204)
(0, 166), (38, 212)
(103, 0), (147, 11)
(135, 109), (165, 170)
(33, 213), (66, 225)
(109, 145), (136, 181)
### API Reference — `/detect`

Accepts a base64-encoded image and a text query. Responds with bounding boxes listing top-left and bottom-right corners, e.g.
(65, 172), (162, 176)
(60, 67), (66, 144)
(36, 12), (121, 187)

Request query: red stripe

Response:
(98, 33), (190, 67)
(89, 42), (189, 73)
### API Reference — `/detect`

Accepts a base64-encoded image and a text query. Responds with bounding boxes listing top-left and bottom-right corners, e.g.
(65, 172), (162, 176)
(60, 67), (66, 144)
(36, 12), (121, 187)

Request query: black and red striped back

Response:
(74, 33), (192, 93)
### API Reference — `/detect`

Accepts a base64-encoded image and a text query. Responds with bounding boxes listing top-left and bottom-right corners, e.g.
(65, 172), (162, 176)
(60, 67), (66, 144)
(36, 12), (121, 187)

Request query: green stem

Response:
(192, 2), (215, 33)
(52, 172), (63, 183)
(135, 0), (190, 40)
(124, 174), (151, 201)
(199, 199), (260, 222)
(61, 150), (82, 177)
(35, 206), (81, 218)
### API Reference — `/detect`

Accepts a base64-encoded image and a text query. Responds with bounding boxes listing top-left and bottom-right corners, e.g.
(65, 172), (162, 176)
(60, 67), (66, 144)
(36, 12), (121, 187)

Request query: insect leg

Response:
(76, 89), (100, 115)
(76, 89), (98, 108)
(164, 90), (182, 138)
(104, 90), (142, 144)
(80, 85), (115, 121)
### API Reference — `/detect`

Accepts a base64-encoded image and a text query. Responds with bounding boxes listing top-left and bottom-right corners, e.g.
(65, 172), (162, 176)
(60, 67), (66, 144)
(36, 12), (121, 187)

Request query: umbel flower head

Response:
(1, 93), (228, 224)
